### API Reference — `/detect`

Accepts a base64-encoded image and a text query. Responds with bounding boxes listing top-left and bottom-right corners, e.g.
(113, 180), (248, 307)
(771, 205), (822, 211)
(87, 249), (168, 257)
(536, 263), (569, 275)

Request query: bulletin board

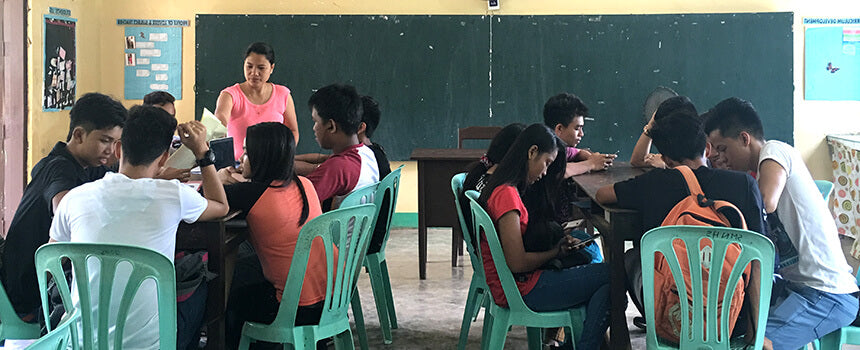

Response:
(43, 15), (77, 111)
(123, 26), (182, 100)
(804, 18), (860, 101)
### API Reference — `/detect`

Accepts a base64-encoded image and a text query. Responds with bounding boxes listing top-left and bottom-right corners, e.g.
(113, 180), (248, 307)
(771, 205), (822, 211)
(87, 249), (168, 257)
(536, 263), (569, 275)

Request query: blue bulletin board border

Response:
(42, 14), (77, 112)
(123, 26), (183, 100)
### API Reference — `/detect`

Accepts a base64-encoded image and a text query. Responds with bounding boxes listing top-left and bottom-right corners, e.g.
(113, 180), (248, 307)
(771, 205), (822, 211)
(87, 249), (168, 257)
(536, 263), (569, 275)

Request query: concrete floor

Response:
(350, 228), (860, 350)
(349, 228), (647, 349)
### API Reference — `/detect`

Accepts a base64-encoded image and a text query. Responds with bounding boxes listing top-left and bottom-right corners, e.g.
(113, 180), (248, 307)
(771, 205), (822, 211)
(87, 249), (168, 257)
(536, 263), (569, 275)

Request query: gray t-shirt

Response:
(759, 140), (858, 294)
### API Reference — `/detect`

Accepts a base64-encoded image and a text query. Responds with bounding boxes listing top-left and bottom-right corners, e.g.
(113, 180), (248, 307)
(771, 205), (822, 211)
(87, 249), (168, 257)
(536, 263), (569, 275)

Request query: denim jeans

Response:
(521, 263), (614, 350)
(766, 278), (859, 349)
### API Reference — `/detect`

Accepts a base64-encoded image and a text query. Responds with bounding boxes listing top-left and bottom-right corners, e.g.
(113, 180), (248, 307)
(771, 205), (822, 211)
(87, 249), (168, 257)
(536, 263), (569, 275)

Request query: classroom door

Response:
(1, 0), (28, 237)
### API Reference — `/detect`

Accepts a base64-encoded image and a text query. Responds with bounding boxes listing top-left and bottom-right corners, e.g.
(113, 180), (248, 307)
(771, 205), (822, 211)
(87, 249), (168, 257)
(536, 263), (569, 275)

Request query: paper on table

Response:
(165, 108), (227, 169)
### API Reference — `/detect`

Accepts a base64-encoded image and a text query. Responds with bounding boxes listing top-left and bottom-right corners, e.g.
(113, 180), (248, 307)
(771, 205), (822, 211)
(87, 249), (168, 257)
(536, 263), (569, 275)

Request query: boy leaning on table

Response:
(704, 97), (859, 350)
(49, 105), (229, 349)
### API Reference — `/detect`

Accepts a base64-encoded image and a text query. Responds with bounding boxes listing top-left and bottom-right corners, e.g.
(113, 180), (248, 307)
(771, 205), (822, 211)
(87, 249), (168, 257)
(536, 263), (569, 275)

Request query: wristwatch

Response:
(196, 149), (215, 168)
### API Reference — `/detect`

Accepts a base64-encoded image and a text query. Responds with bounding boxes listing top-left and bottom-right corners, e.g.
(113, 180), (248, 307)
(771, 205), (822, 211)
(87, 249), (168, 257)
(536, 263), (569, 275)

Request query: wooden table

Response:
(571, 162), (645, 350)
(410, 148), (485, 279)
(176, 211), (248, 350)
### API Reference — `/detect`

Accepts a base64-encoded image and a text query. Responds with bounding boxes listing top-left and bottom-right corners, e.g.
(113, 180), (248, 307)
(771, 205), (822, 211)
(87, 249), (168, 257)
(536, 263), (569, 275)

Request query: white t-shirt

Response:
(50, 172), (208, 350)
(758, 140), (858, 294)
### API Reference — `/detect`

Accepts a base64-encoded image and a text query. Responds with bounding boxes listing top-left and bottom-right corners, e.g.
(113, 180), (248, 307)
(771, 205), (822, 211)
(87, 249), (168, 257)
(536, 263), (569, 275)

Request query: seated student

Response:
(302, 84), (379, 210)
(543, 93), (616, 224)
(222, 122), (330, 350)
(478, 123), (611, 350)
(0, 92), (126, 323)
(295, 95), (390, 178)
(630, 96), (698, 168)
(704, 97), (859, 350)
(463, 123), (527, 193)
(542, 93), (616, 178)
(143, 90), (176, 117)
(142, 90), (191, 181)
(49, 105), (229, 349)
(595, 111), (767, 332)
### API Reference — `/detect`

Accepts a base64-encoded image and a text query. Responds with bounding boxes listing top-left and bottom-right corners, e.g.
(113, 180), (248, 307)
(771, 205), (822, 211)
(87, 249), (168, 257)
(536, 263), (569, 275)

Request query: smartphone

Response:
(574, 233), (602, 248)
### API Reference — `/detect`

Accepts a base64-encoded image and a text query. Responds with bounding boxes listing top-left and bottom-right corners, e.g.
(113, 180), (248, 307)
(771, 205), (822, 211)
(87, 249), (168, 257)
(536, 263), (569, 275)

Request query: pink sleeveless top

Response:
(223, 83), (291, 159)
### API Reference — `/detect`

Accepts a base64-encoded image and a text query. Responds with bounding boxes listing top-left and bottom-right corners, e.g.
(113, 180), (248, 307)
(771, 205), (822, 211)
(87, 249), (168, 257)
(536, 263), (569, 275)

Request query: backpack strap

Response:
(675, 165), (705, 197)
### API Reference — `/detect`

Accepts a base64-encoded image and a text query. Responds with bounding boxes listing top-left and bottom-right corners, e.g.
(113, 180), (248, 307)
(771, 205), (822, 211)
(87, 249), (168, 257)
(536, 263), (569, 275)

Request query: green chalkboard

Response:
(196, 13), (793, 160)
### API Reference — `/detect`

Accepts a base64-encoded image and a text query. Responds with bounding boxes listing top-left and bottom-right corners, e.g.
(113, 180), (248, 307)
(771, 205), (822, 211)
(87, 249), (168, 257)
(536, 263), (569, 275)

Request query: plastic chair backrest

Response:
(640, 226), (774, 349)
(465, 190), (538, 314)
(270, 204), (377, 329)
(815, 180), (834, 201)
(0, 278), (42, 341)
(34, 243), (178, 350)
(341, 182), (379, 209)
(371, 165), (402, 256)
(25, 309), (80, 350)
(452, 174), (484, 274)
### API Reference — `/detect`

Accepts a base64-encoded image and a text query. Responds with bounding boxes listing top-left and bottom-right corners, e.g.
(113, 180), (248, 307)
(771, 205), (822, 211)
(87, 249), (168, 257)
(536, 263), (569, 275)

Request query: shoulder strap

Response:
(675, 165), (705, 197)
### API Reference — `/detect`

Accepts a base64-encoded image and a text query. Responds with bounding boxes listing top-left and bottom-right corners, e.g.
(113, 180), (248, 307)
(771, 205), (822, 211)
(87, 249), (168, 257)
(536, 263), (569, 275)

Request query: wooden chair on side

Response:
(453, 126), (502, 266)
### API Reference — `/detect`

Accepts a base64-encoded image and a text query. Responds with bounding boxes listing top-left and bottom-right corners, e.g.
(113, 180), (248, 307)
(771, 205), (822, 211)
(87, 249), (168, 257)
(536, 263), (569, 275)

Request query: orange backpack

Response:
(653, 166), (750, 344)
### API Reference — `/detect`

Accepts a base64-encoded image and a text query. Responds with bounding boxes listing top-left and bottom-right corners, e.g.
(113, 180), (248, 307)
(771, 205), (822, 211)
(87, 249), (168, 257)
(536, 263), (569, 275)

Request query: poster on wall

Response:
(43, 15), (77, 111)
(804, 18), (860, 101)
(123, 26), (182, 100)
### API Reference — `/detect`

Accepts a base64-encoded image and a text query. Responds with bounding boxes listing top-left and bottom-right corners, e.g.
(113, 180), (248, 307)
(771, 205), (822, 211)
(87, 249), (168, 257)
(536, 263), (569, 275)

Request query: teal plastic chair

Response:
(815, 180), (834, 201)
(25, 309), (80, 350)
(465, 190), (586, 350)
(238, 204), (377, 350)
(814, 267), (860, 349)
(341, 166), (403, 346)
(0, 279), (42, 342)
(452, 173), (491, 350)
(34, 242), (178, 350)
(341, 181), (380, 350)
(640, 225), (775, 349)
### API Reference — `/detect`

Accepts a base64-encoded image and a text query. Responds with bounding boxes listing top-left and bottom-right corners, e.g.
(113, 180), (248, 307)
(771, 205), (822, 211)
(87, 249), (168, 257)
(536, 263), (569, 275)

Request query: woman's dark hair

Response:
(521, 137), (567, 222)
(245, 42), (275, 65)
(479, 123), (559, 205)
(463, 123), (526, 192)
(245, 122), (310, 225)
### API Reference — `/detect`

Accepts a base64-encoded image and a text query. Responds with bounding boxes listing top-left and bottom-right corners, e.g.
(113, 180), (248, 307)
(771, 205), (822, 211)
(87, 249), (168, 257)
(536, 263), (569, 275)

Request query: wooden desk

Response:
(571, 163), (645, 350)
(410, 148), (485, 279)
(176, 211), (248, 350)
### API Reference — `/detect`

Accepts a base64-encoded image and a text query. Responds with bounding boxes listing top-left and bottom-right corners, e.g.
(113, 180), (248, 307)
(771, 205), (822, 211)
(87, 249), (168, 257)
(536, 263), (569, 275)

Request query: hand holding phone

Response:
(573, 233), (602, 249)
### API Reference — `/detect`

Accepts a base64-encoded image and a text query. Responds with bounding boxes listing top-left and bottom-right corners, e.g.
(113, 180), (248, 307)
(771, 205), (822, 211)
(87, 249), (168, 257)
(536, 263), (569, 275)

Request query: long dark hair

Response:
(463, 123), (526, 191)
(479, 123), (559, 205)
(522, 138), (567, 217)
(245, 122), (310, 225)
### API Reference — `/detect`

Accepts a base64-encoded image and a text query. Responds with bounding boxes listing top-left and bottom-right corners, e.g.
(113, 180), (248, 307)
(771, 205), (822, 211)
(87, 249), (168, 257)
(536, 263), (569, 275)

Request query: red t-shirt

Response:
(482, 185), (541, 307)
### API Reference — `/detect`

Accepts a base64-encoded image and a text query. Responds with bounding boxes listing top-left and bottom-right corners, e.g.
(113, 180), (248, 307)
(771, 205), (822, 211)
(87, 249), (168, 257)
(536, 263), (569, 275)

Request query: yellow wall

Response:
(26, 0), (860, 214)
(27, 0), (103, 168)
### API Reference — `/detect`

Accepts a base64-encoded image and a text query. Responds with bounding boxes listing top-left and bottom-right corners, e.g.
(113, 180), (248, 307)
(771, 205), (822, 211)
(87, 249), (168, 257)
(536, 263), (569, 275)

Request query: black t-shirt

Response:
(614, 166), (767, 237)
(1, 142), (108, 313)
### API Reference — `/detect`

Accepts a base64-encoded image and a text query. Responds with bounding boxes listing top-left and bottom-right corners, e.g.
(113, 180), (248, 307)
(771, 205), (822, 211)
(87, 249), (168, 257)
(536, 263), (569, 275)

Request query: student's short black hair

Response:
(67, 93), (128, 140)
(308, 83), (363, 135)
(361, 95), (381, 138)
(650, 110), (706, 162)
(143, 91), (175, 106)
(245, 122), (311, 225)
(703, 97), (764, 141)
(654, 96), (698, 121)
(543, 93), (589, 128)
(245, 42), (275, 65)
(122, 105), (176, 166)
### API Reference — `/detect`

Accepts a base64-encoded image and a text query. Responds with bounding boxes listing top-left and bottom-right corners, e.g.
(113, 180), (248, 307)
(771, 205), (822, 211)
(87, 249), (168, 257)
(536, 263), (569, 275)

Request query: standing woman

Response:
(215, 42), (299, 159)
